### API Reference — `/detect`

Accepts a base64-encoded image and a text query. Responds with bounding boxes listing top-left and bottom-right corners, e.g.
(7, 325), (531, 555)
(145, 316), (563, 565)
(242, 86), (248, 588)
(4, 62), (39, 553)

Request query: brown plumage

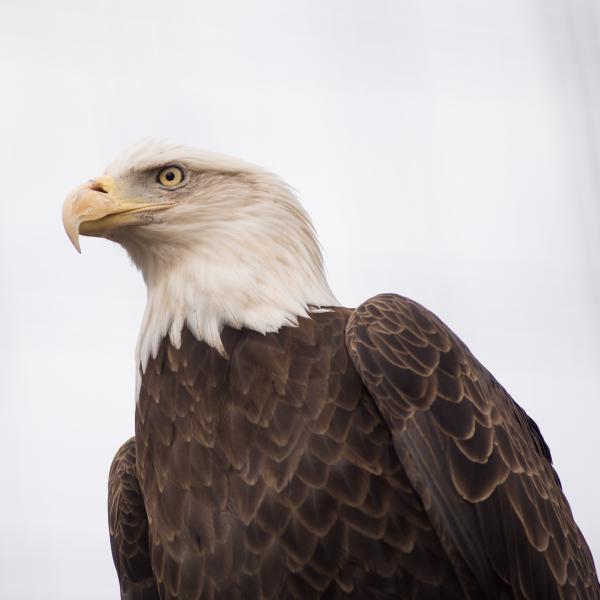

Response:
(109, 294), (599, 599)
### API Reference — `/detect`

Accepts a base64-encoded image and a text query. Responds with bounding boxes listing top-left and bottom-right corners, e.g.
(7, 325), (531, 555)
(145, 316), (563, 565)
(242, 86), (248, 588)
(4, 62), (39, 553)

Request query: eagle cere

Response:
(62, 140), (599, 599)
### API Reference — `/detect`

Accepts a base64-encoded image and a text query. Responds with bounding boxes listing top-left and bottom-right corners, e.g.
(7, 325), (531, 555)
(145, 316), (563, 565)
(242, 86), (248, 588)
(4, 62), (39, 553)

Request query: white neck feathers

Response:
(120, 169), (338, 371)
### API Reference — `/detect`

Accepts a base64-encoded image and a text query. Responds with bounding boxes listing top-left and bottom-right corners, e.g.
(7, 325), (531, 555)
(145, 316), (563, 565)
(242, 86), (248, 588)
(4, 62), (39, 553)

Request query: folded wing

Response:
(109, 438), (159, 600)
(346, 294), (599, 599)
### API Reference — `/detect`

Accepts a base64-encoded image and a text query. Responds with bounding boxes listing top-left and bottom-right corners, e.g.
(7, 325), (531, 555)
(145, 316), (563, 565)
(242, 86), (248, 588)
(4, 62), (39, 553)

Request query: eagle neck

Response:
(119, 171), (340, 378)
(134, 244), (339, 378)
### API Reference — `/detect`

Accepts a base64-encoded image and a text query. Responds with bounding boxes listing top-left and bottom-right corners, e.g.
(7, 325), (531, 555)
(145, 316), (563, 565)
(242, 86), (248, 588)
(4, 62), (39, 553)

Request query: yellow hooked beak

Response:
(61, 176), (175, 252)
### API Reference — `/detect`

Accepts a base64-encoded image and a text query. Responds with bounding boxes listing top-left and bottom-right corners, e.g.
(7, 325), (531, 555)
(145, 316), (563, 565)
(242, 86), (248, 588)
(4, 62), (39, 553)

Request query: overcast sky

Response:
(1, 1), (599, 598)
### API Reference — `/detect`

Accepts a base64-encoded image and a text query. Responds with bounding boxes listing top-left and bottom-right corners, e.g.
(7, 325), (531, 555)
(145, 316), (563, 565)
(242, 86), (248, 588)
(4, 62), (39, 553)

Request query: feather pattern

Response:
(113, 309), (464, 599)
(346, 294), (599, 599)
(109, 438), (160, 600)
(108, 297), (599, 598)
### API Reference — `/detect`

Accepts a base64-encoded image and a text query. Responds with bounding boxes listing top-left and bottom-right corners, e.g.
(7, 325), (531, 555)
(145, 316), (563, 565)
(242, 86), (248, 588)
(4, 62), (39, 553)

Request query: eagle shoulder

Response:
(346, 293), (599, 599)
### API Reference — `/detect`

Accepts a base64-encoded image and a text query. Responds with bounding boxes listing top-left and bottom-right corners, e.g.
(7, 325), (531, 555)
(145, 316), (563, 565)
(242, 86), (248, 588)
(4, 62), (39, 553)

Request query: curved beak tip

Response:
(69, 234), (82, 254)
(62, 199), (82, 253)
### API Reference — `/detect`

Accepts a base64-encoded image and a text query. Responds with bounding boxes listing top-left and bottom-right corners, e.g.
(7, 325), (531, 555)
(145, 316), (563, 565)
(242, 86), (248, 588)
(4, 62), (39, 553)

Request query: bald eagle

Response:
(62, 140), (598, 600)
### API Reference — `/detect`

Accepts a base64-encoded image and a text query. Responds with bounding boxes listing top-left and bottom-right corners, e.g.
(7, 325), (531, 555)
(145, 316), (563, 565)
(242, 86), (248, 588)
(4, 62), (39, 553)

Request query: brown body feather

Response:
(108, 295), (599, 599)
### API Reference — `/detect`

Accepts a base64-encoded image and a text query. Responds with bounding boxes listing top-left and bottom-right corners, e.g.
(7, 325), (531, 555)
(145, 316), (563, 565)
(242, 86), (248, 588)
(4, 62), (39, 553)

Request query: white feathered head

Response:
(62, 139), (338, 367)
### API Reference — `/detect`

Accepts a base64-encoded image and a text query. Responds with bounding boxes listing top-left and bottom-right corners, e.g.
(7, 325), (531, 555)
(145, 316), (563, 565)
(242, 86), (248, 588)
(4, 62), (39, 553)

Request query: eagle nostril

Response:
(89, 181), (109, 193)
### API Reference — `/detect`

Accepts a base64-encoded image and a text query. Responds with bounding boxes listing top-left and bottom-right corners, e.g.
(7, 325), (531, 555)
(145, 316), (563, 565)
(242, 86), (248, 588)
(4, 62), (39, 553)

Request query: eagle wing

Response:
(346, 294), (599, 599)
(108, 438), (159, 600)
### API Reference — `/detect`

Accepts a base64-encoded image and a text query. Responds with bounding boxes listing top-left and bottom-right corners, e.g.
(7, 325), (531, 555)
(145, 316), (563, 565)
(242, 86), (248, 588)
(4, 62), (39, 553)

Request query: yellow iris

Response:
(157, 166), (184, 187)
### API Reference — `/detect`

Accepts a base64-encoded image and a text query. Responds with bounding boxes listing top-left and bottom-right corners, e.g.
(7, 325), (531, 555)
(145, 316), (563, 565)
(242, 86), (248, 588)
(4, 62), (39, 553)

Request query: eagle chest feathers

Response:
(134, 309), (461, 599)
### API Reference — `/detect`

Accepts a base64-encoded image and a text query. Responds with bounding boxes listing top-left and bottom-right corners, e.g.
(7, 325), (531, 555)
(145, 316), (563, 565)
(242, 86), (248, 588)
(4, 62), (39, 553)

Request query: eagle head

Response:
(62, 139), (338, 366)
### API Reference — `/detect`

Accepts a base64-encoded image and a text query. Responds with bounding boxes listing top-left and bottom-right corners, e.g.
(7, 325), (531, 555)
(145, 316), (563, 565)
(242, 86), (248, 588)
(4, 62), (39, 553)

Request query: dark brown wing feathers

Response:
(109, 438), (159, 600)
(108, 293), (598, 599)
(346, 293), (599, 599)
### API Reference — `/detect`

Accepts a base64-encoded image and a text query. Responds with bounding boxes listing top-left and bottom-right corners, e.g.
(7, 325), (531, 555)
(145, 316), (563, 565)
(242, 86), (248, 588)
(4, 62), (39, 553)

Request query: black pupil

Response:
(165, 171), (176, 181)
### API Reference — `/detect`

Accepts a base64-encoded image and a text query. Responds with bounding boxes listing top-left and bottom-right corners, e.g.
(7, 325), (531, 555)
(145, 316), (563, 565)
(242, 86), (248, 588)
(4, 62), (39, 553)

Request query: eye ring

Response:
(157, 165), (185, 188)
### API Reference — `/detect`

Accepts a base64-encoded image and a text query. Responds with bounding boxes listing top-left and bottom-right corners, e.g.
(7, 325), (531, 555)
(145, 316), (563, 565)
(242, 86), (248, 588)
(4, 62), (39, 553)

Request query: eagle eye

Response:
(157, 166), (185, 188)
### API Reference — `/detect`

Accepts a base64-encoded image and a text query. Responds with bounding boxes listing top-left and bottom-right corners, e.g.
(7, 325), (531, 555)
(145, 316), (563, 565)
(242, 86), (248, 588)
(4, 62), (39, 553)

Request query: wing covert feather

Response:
(346, 293), (599, 599)
(109, 438), (159, 600)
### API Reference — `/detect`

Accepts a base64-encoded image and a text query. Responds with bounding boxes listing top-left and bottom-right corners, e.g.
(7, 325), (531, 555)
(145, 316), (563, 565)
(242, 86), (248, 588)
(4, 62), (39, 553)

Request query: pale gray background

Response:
(1, 1), (599, 598)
